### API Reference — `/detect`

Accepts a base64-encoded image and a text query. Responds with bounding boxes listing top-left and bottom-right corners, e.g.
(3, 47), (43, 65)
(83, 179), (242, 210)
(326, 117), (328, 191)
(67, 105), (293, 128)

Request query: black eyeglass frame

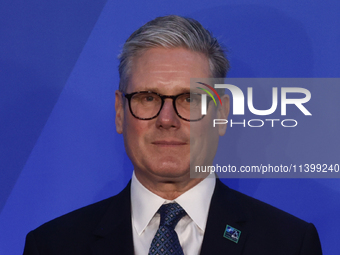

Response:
(123, 91), (212, 122)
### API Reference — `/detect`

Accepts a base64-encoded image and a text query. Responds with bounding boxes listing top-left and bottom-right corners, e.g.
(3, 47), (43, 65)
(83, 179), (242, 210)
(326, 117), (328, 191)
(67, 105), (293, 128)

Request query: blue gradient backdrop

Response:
(0, 0), (339, 254)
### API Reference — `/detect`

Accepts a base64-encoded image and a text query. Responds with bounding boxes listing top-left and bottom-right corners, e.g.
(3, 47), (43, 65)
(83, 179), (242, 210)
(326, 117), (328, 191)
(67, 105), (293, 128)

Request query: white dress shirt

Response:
(131, 172), (216, 255)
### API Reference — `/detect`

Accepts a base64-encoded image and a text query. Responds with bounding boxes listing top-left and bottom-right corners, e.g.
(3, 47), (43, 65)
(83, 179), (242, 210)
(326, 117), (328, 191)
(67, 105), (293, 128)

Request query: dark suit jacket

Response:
(23, 179), (322, 254)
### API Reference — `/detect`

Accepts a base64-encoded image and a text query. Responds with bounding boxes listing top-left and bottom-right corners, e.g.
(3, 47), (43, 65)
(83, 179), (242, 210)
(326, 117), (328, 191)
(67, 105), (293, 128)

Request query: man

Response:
(23, 15), (322, 255)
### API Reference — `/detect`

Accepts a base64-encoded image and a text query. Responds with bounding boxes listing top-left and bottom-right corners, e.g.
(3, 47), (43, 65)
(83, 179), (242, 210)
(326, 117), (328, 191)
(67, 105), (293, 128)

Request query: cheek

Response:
(124, 120), (141, 142)
(190, 115), (219, 163)
(190, 123), (207, 154)
(123, 119), (145, 164)
(123, 115), (151, 150)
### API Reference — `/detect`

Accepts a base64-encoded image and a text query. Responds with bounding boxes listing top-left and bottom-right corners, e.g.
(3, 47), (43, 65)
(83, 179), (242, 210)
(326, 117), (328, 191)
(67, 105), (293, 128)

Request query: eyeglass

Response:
(123, 91), (212, 122)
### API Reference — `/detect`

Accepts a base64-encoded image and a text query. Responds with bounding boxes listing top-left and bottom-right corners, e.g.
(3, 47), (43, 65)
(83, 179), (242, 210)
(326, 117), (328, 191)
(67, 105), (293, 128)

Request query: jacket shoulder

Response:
(36, 195), (115, 234)
(24, 184), (130, 255)
(216, 180), (309, 226)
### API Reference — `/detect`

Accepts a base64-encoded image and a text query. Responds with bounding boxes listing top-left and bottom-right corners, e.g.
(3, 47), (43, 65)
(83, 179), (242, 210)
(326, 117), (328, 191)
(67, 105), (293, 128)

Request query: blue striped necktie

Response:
(148, 202), (187, 255)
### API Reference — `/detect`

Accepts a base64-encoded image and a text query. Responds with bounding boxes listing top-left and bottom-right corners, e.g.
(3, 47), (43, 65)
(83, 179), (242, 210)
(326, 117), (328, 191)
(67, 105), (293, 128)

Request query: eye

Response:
(185, 94), (201, 103)
(136, 93), (160, 104)
(185, 96), (193, 103)
(145, 96), (155, 102)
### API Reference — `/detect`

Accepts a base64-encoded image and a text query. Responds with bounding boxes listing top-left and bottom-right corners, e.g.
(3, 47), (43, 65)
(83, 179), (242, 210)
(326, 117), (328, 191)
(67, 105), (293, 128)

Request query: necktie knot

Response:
(159, 203), (186, 228)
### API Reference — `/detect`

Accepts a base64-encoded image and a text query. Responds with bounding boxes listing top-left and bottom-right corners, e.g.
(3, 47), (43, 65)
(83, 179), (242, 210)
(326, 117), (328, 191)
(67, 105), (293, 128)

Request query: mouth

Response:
(152, 140), (187, 146)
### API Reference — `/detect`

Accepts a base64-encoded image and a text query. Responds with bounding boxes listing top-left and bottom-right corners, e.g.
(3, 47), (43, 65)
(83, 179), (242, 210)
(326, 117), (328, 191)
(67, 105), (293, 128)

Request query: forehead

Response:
(127, 47), (211, 94)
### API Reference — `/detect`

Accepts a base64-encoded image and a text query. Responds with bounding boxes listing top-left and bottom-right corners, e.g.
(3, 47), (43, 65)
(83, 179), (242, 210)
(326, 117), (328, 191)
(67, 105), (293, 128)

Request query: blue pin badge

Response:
(223, 225), (241, 243)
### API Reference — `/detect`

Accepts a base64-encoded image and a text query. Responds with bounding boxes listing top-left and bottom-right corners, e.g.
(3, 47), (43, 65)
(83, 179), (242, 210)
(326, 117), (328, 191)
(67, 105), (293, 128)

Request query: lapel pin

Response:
(223, 225), (241, 243)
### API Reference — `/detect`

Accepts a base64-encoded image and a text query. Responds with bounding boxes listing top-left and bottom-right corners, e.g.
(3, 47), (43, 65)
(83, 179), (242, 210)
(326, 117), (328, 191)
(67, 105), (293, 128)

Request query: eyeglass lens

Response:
(129, 92), (203, 121)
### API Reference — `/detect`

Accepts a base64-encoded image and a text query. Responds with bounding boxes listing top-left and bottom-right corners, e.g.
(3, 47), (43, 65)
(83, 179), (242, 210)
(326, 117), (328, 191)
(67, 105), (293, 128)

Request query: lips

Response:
(152, 140), (187, 146)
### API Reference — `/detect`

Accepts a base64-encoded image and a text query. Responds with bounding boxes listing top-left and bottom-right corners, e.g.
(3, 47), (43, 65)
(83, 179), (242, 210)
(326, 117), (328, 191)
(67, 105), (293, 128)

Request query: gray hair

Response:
(118, 15), (229, 92)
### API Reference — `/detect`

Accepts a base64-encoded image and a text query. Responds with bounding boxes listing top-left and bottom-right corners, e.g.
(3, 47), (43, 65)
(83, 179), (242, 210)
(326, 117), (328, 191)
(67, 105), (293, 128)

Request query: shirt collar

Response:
(131, 171), (216, 235)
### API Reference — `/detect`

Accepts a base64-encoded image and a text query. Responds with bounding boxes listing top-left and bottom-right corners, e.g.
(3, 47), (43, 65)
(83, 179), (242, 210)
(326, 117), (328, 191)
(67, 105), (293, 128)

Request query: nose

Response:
(155, 98), (181, 129)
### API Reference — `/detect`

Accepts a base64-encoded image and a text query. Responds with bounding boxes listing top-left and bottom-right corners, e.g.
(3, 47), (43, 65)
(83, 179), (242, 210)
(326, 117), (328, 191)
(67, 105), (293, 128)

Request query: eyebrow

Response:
(138, 87), (192, 95)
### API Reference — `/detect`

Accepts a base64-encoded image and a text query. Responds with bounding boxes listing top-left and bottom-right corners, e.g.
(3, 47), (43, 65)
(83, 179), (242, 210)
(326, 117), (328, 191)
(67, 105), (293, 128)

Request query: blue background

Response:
(0, 0), (339, 254)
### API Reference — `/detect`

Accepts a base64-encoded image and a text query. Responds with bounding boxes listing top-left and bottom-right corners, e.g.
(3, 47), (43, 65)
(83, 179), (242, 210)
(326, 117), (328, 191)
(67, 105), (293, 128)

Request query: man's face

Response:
(115, 47), (228, 187)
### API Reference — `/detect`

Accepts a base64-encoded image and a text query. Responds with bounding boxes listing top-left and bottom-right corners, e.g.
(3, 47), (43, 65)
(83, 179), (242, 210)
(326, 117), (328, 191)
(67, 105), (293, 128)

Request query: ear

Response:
(115, 90), (125, 134)
(217, 94), (230, 136)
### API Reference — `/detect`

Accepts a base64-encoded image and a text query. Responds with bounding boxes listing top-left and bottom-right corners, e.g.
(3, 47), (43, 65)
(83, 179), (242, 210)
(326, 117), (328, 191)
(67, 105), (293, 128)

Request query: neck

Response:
(135, 171), (208, 200)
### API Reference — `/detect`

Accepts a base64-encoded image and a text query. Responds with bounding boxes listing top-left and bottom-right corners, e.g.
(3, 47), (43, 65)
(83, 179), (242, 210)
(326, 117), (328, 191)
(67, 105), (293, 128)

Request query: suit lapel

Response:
(200, 179), (250, 255)
(91, 182), (134, 255)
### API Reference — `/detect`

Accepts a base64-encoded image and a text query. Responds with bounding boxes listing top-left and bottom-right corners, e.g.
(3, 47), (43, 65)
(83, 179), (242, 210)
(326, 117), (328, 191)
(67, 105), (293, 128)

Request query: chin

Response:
(152, 162), (189, 179)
